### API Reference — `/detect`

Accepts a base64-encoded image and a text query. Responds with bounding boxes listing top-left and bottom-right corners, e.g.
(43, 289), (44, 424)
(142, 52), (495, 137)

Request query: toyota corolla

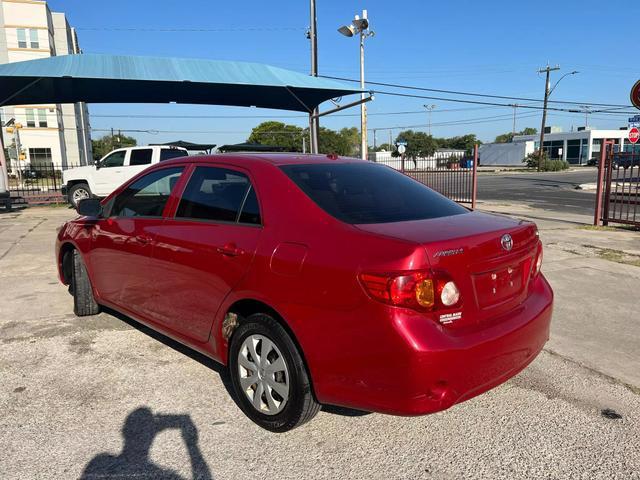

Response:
(56, 154), (553, 432)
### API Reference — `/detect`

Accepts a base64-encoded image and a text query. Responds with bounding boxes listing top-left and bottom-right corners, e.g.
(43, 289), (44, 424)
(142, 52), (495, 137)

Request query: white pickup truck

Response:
(62, 145), (188, 207)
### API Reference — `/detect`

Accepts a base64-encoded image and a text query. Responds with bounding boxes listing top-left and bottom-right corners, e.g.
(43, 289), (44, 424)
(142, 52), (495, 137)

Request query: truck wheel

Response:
(229, 314), (320, 432)
(72, 250), (100, 316)
(68, 183), (92, 208)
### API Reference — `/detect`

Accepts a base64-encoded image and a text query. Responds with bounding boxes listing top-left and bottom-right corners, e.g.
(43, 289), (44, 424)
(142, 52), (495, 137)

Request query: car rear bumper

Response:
(314, 275), (553, 415)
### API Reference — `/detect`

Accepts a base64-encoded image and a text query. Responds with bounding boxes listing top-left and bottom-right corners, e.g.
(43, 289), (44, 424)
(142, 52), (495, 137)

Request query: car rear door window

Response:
(110, 167), (183, 218)
(129, 148), (153, 166)
(176, 166), (259, 224)
(281, 163), (467, 224)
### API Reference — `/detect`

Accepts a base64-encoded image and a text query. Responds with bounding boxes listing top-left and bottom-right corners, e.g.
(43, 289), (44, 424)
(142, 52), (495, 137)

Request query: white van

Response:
(62, 145), (188, 207)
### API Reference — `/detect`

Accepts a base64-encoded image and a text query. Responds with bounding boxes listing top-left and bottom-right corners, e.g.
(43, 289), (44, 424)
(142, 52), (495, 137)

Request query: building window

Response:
(28, 148), (53, 168)
(26, 109), (36, 127)
(29, 29), (39, 49)
(37, 109), (47, 128)
(17, 29), (27, 48)
(25, 108), (48, 128)
(16, 28), (40, 49)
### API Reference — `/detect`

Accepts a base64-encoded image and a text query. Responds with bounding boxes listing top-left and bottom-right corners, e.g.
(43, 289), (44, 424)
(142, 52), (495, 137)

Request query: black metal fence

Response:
(6, 162), (66, 205)
(601, 152), (640, 227)
(397, 148), (478, 206)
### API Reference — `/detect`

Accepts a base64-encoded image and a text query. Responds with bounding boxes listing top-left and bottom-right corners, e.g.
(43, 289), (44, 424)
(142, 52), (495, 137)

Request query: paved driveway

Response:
(1, 207), (638, 479)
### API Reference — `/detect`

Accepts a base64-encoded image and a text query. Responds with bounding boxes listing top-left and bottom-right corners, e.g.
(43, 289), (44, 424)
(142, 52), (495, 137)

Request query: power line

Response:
(319, 75), (634, 109)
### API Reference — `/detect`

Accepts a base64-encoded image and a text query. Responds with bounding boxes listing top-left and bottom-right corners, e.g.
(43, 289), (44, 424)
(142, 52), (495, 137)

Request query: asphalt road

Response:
(1, 207), (639, 480)
(477, 168), (598, 216)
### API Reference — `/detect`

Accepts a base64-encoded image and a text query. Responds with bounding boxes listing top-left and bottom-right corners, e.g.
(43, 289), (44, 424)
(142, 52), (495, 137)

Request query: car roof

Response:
(158, 153), (368, 168)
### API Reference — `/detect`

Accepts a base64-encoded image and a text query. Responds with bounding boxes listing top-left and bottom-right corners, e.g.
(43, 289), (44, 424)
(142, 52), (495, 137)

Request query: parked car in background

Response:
(56, 153), (553, 432)
(0, 154), (11, 210)
(62, 145), (188, 207)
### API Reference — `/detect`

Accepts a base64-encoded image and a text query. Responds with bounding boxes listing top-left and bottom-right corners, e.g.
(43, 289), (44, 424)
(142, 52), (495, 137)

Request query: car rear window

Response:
(160, 149), (188, 161)
(280, 163), (467, 224)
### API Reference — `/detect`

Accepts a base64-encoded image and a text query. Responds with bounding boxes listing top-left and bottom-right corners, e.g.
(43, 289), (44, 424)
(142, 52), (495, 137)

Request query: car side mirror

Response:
(77, 198), (103, 217)
(95, 161), (101, 170)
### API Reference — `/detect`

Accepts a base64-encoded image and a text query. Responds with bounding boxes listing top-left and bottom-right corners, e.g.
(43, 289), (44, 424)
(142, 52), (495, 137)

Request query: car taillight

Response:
(533, 243), (543, 277)
(359, 270), (461, 312)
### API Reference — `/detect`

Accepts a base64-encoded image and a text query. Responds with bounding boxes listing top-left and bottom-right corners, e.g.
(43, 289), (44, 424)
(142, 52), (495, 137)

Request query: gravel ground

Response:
(1, 207), (638, 480)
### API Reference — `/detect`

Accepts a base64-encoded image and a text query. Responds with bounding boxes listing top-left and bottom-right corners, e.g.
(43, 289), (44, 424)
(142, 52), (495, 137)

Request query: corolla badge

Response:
(501, 234), (513, 252)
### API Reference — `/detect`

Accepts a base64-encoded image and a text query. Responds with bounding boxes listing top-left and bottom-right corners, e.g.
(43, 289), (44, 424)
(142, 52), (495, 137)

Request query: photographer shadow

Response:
(80, 407), (212, 480)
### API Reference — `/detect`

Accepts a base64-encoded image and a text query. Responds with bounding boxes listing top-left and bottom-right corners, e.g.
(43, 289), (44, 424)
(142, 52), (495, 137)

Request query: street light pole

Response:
(309, 0), (319, 154)
(537, 65), (578, 171)
(537, 65), (559, 171)
(423, 104), (436, 136)
(359, 16), (367, 160)
(338, 9), (374, 161)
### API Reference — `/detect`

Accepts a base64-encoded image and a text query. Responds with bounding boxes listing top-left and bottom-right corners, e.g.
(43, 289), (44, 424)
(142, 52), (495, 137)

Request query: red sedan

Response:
(56, 154), (553, 432)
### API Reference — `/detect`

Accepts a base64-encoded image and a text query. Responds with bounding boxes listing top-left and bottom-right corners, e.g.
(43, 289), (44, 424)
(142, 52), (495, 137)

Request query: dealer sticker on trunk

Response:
(439, 312), (462, 324)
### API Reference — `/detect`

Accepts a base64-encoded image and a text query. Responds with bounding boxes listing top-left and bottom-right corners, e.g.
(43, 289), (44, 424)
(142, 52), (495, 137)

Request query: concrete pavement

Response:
(1, 206), (639, 479)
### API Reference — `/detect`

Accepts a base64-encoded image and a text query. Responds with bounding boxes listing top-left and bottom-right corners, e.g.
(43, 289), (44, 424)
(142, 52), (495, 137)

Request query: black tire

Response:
(72, 250), (100, 316)
(229, 314), (320, 432)
(68, 182), (92, 208)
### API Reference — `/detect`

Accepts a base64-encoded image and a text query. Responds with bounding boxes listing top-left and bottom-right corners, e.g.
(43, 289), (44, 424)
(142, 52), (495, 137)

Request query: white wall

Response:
(479, 142), (534, 166)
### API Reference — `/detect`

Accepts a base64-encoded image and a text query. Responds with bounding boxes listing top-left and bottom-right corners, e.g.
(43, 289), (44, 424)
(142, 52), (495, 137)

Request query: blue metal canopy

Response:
(0, 54), (363, 112)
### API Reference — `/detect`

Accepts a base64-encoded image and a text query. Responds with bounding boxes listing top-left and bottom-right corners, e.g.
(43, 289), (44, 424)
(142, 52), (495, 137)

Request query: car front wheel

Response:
(228, 314), (320, 432)
(68, 183), (92, 208)
(72, 250), (101, 317)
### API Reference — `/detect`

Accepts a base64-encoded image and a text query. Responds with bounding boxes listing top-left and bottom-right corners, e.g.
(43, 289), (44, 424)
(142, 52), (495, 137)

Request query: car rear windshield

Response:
(280, 163), (468, 224)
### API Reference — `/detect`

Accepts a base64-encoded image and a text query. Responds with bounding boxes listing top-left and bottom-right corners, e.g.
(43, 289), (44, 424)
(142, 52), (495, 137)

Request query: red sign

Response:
(632, 80), (640, 110)
(629, 127), (640, 144)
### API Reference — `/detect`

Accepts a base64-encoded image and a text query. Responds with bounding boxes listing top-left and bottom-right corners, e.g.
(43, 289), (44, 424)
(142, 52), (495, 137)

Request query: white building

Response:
(0, 0), (91, 169)
(480, 127), (638, 166)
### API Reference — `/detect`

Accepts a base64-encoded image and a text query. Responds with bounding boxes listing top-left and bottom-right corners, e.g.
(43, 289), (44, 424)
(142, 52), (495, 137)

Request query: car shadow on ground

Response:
(102, 307), (371, 419)
(80, 406), (213, 480)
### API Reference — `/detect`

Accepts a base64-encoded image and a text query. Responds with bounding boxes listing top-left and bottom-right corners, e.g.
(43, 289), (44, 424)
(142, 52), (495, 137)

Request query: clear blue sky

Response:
(48, 0), (640, 146)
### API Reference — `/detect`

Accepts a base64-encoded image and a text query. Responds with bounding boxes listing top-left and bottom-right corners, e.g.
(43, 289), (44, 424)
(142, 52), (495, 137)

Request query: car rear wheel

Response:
(68, 183), (92, 208)
(229, 314), (320, 432)
(72, 250), (100, 316)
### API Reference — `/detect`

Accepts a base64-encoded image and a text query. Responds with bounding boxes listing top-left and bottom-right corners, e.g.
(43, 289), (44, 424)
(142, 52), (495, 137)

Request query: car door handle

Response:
(217, 243), (243, 257)
(134, 235), (152, 245)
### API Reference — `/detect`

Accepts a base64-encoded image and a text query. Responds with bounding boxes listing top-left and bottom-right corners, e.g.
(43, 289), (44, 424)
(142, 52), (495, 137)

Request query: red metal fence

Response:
(594, 141), (640, 227)
(399, 145), (478, 208)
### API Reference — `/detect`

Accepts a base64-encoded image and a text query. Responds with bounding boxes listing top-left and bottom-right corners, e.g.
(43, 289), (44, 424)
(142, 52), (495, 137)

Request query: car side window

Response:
(129, 148), (153, 166)
(100, 151), (126, 168)
(176, 166), (259, 224)
(110, 167), (183, 218)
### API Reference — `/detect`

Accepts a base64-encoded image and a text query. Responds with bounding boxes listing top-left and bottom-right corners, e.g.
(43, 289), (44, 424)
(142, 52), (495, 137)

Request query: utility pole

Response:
(423, 104), (436, 136)
(308, 0), (319, 154)
(372, 128), (377, 150)
(537, 64), (560, 171)
(511, 104), (518, 139)
(581, 105), (590, 128)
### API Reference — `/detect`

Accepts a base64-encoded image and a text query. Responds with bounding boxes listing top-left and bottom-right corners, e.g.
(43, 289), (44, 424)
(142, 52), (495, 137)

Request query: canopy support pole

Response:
(311, 94), (374, 119)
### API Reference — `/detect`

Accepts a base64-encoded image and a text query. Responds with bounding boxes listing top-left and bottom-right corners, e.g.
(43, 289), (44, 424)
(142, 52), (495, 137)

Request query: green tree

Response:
(317, 127), (352, 155)
(247, 121), (305, 152)
(92, 133), (137, 161)
(338, 127), (360, 156)
(436, 134), (481, 153)
(495, 127), (537, 144)
(393, 130), (437, 167)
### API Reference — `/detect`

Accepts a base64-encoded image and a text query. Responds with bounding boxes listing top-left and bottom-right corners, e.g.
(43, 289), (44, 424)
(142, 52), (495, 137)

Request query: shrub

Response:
(523, 151), (569, 171)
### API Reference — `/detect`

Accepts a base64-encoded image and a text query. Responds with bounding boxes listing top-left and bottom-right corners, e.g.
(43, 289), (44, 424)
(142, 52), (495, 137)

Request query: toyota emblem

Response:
(501, 234), (513, 252)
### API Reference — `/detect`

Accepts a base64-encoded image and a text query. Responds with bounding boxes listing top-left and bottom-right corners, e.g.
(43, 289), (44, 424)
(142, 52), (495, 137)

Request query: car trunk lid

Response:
(355, 211), (540, 327)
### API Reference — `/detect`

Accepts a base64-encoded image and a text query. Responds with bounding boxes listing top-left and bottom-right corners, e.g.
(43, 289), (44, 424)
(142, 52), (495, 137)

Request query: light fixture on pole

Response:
(338, 10), (374, 160)
(423, 104), (436, 136)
